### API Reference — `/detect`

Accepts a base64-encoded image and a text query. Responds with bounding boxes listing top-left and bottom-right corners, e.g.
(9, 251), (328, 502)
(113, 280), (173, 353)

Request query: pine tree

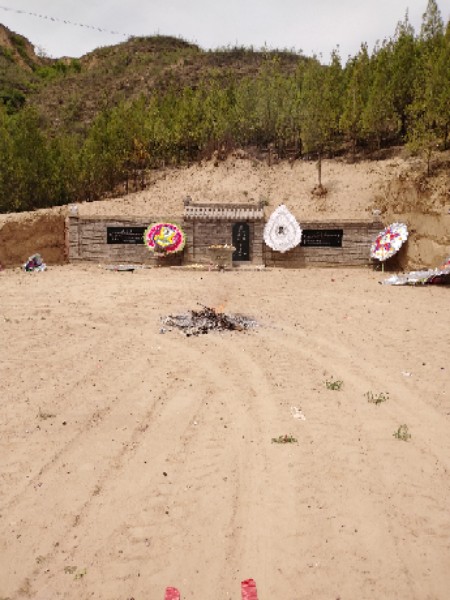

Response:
(389, 11), (419, 138)
(340, 44), (371, 156)
(232, 77), (259, 147)
(432, 19), (450, 148)
(200, 75), (235, 155)
(300, 52), (343, 187)
(420, 0), (444, 41)
(362, 43), (400, 149)
(253, 57), (286, 149)
(408, 0), (447, 172)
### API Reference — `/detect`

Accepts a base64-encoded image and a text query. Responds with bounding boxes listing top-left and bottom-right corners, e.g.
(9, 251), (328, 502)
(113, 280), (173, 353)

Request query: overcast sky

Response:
(1, 0), (449, 63)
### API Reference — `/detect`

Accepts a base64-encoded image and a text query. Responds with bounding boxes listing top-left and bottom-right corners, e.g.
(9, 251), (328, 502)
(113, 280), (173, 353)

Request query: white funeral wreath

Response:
(263, 205), (302, 253)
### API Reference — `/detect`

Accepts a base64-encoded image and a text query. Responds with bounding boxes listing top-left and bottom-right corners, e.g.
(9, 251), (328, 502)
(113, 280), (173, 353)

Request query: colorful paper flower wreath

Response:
(371, 222), (408, 262)
(144, 222), (186, 255)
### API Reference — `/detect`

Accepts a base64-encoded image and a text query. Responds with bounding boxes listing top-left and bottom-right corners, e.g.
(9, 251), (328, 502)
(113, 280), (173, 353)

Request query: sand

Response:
(75, 156), (393, 219)
(1, 264), (449, 599)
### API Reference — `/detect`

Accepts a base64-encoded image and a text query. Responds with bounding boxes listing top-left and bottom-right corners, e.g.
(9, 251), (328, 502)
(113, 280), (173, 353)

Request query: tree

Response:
(253, 57), (287, 149)
(7, 107), (54, 211)
(323, 48), (345, 143)
(300, 51), (343, 188)
(431, 19), (450, 148)
(340, 44), (371, 156)
(48, 133), (83, 204)
(200, 74), (235, 156)
(420, 0), (444, 42)
(232, 77), (259, 147)
(0, 107), (15, 212)
(408, 1), (447, 172)
(389, 11), (419, 138)
(362, 43), (400, 149)
(81, 103), (135, 199)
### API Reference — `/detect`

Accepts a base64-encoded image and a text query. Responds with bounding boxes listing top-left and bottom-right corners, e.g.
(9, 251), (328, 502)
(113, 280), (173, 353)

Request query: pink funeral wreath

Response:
(144, 222), (186, 255)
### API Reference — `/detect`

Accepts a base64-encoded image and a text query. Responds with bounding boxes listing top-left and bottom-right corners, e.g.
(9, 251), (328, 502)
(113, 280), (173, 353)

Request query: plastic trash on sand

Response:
(23, 254), (46, 272)
(291, 406), (306, 420)
(382, 257), (450, 286)
(241, 578), (259, 600)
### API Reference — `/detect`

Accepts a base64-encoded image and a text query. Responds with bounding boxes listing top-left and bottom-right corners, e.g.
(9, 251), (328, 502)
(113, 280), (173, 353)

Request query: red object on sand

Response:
(164, 587), (180, 600)
(241, 578), (258, 600)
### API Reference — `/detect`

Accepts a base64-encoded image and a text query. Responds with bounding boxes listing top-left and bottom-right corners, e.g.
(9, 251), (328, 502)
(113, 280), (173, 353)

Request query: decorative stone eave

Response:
(183, 197), (264, 221)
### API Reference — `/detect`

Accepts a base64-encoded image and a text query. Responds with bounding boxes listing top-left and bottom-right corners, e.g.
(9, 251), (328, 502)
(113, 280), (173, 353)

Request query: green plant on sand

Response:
(365, 390), (389, 405)
(271, 434), (298, 444)
(393, 424), (411, 441)
(325, 377), (343, 391)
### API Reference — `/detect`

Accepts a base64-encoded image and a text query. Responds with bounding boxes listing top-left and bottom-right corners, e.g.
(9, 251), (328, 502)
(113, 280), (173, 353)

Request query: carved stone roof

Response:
(183, 198), (264, 221)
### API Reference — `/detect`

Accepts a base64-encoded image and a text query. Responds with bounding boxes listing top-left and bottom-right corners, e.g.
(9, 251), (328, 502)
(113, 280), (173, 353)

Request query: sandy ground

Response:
(1, 264), (449, 599)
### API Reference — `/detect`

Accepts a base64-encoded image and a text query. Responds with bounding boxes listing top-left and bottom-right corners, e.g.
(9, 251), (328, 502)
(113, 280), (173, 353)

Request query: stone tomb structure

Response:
(66, 214), (184, 267)
(265, 219), (382, 267)
(182, 199), (265, 266)
(66, 200), (382, 268)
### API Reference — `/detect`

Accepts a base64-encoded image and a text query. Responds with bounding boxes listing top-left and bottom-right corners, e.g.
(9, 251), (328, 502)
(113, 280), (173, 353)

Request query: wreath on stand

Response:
(144, 223), (186, 257)
(370, 222), (408, 271)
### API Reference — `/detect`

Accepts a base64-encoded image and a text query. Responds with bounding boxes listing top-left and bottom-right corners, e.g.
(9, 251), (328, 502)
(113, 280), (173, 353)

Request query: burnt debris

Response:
(161, 304), (257, 336)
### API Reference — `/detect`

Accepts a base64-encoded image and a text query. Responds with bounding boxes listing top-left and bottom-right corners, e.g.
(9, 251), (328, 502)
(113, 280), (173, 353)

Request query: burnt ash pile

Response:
(162, 305), (258, 336)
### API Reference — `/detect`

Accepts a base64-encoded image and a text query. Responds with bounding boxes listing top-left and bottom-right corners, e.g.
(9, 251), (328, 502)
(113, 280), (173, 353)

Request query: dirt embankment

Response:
(0, 211), (66, 268)
(372, 155), (450, 268)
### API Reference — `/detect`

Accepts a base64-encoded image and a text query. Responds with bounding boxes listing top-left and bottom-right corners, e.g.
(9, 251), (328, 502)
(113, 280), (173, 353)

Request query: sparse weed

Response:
(64, 565), (87, 579)
(271, 434), (298, 444)
(64, 566), (77, 574)
(393, 424), (411, 441)
(365, 391), (389, 405)
(37, 407), (55, 420)
(74, 568), (87, 580)
(325, 378), (343, 391)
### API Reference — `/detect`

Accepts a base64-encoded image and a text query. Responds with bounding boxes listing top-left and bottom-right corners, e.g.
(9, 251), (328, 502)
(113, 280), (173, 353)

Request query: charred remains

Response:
(162, 305), (257, 336)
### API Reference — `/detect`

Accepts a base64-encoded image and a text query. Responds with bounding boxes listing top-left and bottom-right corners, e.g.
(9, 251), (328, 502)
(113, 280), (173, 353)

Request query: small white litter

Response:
(290, 406), (306, 421)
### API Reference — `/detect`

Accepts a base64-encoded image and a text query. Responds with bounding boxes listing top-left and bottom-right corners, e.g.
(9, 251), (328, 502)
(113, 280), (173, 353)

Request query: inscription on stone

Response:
(301, 229), (343, 247)
(232, 222), (250, 261)
(107, 226), (146, 245)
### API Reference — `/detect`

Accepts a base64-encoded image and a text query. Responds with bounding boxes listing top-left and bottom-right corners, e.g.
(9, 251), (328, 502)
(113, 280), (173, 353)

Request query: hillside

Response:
(1, 16), (449, 214)
(0, 25), (309, 129)
(38, 37), (307, 129)
(0, 24), (45, 111)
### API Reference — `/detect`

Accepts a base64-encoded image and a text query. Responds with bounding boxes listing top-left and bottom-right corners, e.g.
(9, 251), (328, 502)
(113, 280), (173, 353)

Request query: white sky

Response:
(1, 0), (449, 63)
